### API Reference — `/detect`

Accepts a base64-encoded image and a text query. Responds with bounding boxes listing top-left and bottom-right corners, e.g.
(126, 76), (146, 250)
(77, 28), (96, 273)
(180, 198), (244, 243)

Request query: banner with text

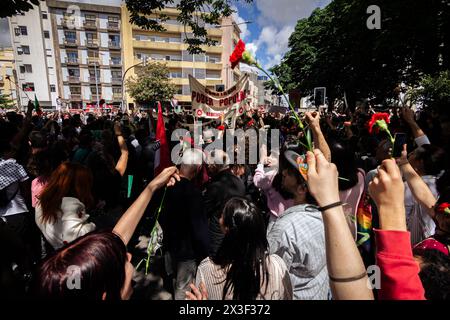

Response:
(189, 74), (249, 119)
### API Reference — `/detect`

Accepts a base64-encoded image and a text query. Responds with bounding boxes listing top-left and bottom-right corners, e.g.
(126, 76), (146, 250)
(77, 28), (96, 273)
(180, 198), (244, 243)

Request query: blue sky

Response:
(0, 0), (331, 70)
(232, 0), (331, 72)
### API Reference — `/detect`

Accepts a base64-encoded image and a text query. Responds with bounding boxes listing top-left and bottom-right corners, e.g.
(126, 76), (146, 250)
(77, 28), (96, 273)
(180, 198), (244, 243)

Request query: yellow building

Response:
(0, 47), (18, 108)
(121, 5), (241, 109)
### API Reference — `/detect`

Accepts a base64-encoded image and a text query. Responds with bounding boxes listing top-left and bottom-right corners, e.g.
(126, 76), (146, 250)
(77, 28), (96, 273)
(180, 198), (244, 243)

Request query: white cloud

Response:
(251, 0), (331, 70)
(246, 42), (258, 56)
(255, 0), (329, 27)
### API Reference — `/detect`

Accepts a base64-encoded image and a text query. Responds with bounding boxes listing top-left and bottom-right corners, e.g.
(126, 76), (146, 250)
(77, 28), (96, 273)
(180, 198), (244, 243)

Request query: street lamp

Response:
(121, 57), (149, 112)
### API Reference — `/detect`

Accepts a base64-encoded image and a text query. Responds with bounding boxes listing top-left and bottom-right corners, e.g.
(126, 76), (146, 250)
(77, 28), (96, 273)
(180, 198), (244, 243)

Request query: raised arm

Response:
(306, 149), (374, 300)
(305, 112), (331, 162)
(113, 166), (179, 246)
(401, 108), (430, 146)
(397, 145), (436, 218)
(369, 158), (425, 300)
(113, 122), (129, 177)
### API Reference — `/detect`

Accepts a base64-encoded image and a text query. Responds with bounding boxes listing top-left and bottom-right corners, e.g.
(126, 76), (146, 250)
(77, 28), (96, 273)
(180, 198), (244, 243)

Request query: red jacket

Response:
(375, 229), (425, 300)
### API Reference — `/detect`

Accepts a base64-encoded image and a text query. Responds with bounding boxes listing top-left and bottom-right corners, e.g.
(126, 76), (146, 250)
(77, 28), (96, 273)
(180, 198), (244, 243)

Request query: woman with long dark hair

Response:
(34, 167), (179, 299)
(35, 162), (95, 249)
(190, 197), (293, 300)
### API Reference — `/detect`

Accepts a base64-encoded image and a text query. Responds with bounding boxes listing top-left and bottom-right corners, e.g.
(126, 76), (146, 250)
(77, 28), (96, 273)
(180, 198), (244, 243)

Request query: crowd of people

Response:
(0, 100), (449, 300)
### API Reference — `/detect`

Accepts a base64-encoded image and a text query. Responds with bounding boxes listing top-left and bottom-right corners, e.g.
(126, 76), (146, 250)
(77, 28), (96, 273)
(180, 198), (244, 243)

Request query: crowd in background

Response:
(0, 101), (449, 300)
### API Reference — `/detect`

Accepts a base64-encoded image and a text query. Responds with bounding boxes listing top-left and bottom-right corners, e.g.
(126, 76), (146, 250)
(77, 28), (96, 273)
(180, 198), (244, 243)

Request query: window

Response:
(67, 51), (78, 59)
(87, 50), (99, 58)
(85, 14), (96, 21)
(42, 13), (48, 19)
(90, 85), (101, 94)
(108, 16), (119, 23)
(50, 85), (56, 92)
(69, 86), (81, 94)
(43, 31), (50, 38)
(14, 28), (20, 36)
(22, 46), (30, 54)
(68, 68), (80, 77)
(112, 87), (121, 94)
(19, 26), (27, 35)
(111, 56), (121, 65)
(182, 68), (193, 78)
(22, 82), (35, 91)
(86, 32), (97, 41)
(64, 31), (76, 43)
(19, 66), (25, 73)
(194, 68), (206, 79)
(182, 85), (191, 95)
(24, 64), (32, 73)
(111, 71), (122, 79)
(17, 47), (23, 55)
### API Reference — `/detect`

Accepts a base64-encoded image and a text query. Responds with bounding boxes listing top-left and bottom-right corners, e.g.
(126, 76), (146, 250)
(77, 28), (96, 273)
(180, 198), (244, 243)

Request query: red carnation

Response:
(368, 112), (390, 134)
(230, 39), (246, 69)
(437, 202), (450, 215)
(217, 125), (225, 131)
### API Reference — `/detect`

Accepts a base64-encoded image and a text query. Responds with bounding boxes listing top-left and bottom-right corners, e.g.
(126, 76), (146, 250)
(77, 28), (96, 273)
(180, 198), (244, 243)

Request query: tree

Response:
(273, 0), (450, 111)
(125, 0), (252, 53)
(1, 0), (42, 18)
(0, 93), (15, 109)
(409, 71), (450, 113)
(126, 62), (177, 107)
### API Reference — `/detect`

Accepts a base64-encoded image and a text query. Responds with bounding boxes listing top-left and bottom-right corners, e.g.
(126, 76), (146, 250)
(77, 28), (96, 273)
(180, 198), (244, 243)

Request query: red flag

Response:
(154, 101), (170, 175)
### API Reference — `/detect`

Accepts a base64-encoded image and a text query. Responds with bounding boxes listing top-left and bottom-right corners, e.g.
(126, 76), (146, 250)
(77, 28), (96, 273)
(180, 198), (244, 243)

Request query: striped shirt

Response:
(195, 255), (293, 300)
(267, 204), (330, 300)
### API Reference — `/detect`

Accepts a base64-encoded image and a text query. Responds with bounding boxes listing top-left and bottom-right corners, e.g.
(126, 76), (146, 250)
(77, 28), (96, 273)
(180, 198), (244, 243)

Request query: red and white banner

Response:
(154, 101), (171, 175)
(189, 74), (249, 119)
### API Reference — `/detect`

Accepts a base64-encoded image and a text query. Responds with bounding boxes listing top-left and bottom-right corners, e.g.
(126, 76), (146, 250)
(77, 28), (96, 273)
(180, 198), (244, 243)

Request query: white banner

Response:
(189, 74), (249, 119)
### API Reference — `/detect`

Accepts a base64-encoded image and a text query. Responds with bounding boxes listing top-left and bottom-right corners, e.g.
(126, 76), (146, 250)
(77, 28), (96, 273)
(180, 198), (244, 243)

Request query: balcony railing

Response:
(63, 38), (78, 46)
(113, 93), (122, 100)
(107, 22), (120, 31)
(111, 77), (122, 85)
(90, 94), (101, 101)
(110, 60), (122, 67)
(68, 76), (80, 83)
(87, 57), (100, 65)
(69, 94), (81, 100)
(85, 39), (99, 48)
(89, 76), (100, 83)
(84, 20), (97, 29)
(65, 57), (79, 65)
(108, 40), (120, 49)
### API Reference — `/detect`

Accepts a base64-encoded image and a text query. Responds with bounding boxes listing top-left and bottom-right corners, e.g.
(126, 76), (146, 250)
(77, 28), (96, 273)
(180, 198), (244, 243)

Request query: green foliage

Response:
(0, 93), (15, 109)
(273, 0), (450, 110)
(409, 71), (450, 112)
(125, 0), (253, 54)
(1, 0), (41, 18)
(126, 62), (177, 106)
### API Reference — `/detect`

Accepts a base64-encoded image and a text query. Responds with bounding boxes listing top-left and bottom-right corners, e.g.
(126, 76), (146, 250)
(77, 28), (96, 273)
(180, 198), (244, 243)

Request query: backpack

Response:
(0, 183), (19, 208)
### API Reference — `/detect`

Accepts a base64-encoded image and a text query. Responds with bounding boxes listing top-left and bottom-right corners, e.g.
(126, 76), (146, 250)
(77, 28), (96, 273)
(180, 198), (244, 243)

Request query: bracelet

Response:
(329, 271), (367, 283)
(318, 201), (343, 212)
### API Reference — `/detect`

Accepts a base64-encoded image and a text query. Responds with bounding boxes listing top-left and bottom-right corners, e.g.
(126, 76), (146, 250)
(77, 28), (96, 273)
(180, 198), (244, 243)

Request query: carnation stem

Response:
(257, 66), (312, 151)
(144, 186), (167, 275)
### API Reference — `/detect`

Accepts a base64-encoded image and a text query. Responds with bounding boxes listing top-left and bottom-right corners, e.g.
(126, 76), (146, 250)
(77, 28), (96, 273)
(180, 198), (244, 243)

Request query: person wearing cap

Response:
(158, 148), (209, 300)
(267, 148), (330, 300)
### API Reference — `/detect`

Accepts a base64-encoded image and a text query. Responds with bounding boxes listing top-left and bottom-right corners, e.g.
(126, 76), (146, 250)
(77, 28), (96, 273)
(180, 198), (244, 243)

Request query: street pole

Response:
(94, 61), (99, 108)
(121, 58), (147, 113)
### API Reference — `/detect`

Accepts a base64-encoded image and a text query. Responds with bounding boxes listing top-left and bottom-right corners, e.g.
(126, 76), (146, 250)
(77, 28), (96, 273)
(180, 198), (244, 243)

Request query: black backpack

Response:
(0, 183), (19, 208)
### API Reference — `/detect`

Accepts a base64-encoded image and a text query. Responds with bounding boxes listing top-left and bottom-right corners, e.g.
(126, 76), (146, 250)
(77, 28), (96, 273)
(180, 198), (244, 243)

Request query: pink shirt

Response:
(253, 164), (294, 217)
(31, 177), (48, 208)
(339, 169), (365, 239)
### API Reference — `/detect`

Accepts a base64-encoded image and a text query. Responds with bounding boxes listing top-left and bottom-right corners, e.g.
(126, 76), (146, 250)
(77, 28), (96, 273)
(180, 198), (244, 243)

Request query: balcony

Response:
(84, 20), (97, 30)
(108, 40), (121, 50)
(113, 92), (122, 100)
(85, 39), (99, 48)
(111, 77), (122, 85)
(63, 38), (78, 47)
(107, 22), (120, 31)
(65, 57), (80, 65)
(87, 57), (100, 65)
(60, 18), (75, 29)
(90, 94), (101, 101)
(89, 76), (100, 83)
(68, 76), (80, 83)
(69, 94), (81, 100)
(110, 60), (122, 68)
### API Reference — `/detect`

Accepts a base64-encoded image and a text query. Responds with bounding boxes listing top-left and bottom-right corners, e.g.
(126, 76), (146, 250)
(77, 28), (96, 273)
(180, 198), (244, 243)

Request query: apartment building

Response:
(0, 47), (18, 108)
(47, 0), (122, 109)
(121, 5), (242, 109)
(8, 1), (59, 109)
